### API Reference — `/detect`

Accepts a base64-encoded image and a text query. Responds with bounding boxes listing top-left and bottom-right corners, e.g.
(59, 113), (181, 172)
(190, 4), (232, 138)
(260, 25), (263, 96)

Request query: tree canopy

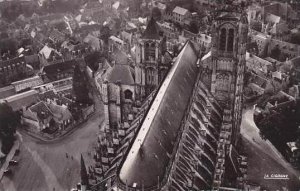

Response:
(72, 65), (92, 105)
(290, 32), (300, 45)
(189, 20), (199, 34)
(0, 38), (18, 57)
(152, 7), (162, 21)
(0, 103), (19, 154)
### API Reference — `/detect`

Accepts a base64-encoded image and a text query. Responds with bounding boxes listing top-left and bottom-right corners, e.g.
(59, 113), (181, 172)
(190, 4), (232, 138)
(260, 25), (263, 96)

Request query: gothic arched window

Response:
(145, 43), (150, 61)
(227, 29), (234, 51)
(220, 28), (227, 51)
(145, 42), (156, 61)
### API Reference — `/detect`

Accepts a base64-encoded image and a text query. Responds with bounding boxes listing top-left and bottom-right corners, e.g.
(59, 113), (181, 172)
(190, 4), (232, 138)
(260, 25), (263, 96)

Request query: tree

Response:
(84, 52), (103, 72)
(152, 7), (162, 21)
(250, 21), (262, 32)
(0, 38), (18, 56)
(1, 3), (22, 22)
(100, 26), (111, 45)
(0, 103), (19, 154)
(72, 65), (92, 105)
(189, 20), (199, 34)
(270, 45), (281, 61)
(290, 32), (300, 45)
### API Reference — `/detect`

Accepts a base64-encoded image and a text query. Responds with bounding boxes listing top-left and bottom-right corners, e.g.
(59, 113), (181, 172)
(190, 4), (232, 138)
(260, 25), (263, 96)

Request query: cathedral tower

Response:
(135, 17), (169, 100)
(201, 2), (248, 145)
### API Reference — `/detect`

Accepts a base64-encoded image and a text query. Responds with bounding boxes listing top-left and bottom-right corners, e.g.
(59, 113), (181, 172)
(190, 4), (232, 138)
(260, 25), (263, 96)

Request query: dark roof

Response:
(223, 145), (242, 187)
(118, 41), (199, 188)
(251, 73), (268, 88)
(38, 90), (59, 101)
(49, 29), (65, 42)
(30, 101), (52, 120)
(43, 60), (75, 72)
(142, 17), (160, 40)
(58, 96), (72, 106)
(75, 24), (101, 34)
(216, 11), (240, 21)
(105, 64), (134, 85)
(0, 85), (15, 99)
(43, 59), (85, 80)
(4, 90), (38, 111)
(112, 48), (128, 64)
(290, 56), (300, 68)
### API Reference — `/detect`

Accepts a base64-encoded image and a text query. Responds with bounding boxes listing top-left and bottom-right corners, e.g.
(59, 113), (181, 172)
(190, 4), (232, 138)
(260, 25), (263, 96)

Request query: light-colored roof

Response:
(246, 53), (272, 66)
(287, 142), (299, 152)
(75, 14), (82, 22)
(127, 22), (137, 29)
(201, 50), (211, 61)
(112, 1), (120, 9)
(84, 34), (100, 50)
(157, 2), (166, 10)
(48, 102), (72, 122)
(266, 13), (281, 24)
(11, 76), (43, 86)
(39, 45), (54, 59)
(197, 33), (211, 43)
(109, 36), (125, 45)
(121, 31), (132, 42)
(112, 48), (128, 64)
(172, 6), (189, 15)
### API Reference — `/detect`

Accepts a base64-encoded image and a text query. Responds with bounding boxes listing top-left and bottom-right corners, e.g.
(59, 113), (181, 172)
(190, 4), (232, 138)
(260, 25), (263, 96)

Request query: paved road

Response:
(0, 140), (20, 181)
(241, 107), (300, 190)
(0, 91), (104, 191)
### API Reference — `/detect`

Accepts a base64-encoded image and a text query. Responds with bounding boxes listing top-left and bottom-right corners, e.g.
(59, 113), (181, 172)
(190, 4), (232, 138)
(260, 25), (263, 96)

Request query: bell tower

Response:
(135, 17), (168, 101)
(208, 2), (248, 145)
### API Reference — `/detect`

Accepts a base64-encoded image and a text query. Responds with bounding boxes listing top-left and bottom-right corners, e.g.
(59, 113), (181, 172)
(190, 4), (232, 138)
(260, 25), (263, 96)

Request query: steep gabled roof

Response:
(104, 64), (134, 85)
(0, 85), (15, 99)
(141, 17), (160, 40)
(30, 101), (53, 120)
(118, 41), (199, 189)
(3, 90), (38, 111)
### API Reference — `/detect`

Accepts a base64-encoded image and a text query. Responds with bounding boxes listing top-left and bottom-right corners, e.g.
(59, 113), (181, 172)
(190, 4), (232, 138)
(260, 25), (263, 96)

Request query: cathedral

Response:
(85, 1), (248, 191)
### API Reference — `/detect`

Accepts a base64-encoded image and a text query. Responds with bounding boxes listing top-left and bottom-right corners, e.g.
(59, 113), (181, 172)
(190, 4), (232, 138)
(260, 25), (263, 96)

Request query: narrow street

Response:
(0, 89), (104, 191)
(241, 106), (300, 190)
